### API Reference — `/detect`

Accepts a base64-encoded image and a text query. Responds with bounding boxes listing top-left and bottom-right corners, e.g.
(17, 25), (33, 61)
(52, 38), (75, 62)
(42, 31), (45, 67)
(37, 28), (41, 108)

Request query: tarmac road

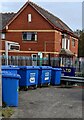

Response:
(11, 86), (83, 118)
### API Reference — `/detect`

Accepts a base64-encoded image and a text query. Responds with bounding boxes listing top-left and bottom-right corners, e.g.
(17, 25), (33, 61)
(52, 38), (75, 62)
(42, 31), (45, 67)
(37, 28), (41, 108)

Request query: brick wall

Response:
(8, 5), (53, 30)
(70, 37), (78, 56)
(2, 3), (78, 57)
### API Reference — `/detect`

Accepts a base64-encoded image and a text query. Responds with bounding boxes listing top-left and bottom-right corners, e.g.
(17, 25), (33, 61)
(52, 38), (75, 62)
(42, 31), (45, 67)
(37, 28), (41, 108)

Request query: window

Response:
(62, 38), (70, 50)
(1, 33), (5, 39)
(28, 14), (31, 22)
(62, 34), (70, 50)
(72, 38), (75, 47)
(22, 32), (37, 41)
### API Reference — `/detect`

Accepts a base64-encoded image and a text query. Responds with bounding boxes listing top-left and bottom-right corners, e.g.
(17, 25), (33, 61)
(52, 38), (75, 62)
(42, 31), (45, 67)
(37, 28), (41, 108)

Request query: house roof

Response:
(29, 2), (73, 33)
(1, 12), (16, 29)
(1, 1), (77, 37)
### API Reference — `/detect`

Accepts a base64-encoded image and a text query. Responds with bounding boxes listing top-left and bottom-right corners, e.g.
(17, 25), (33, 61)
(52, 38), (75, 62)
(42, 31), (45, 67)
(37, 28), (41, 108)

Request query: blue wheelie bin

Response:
(51, 68), (62, 85)
(2, 65), (19, 74)
(18, 66), (39, 89)
(38, 66), (52, 86)
(2, 72), (20, 106)
(61, 67), (76, 76)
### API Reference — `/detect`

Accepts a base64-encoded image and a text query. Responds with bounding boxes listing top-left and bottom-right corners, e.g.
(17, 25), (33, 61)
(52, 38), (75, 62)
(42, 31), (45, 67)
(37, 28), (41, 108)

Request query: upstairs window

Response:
(1, 33), (5, 39)
(22, 32), (37, 41)
(28, 14), (31, 22)
(62, 34), (70, 50)
(72, 38), (75, 47)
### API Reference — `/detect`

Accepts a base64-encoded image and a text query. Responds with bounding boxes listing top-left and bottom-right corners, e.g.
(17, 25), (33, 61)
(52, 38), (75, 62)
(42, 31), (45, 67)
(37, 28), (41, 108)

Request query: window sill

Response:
(22, 40), (38, 43)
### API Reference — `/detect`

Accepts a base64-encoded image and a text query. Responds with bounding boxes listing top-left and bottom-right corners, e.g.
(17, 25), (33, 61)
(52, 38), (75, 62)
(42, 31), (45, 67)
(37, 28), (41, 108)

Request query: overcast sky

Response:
(0, 0), (82, 31)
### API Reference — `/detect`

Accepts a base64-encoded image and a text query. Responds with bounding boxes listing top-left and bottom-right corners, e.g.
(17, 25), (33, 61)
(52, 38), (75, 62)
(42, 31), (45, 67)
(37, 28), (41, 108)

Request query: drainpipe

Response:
(44, 41), (59, 66)
(44, 41), (59, 53)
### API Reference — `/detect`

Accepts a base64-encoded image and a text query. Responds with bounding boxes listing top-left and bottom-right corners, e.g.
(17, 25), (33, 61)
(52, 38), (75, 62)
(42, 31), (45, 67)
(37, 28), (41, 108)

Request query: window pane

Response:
(1, 33), (5, 39)
(27, 33), (32, 40)
(62, 39), (64, 49)
(31, 33), (35, 40)
(28, 14), (31, 22)
(62, 38), (66, 49)
(66, 40), (68, 49)
(23, 33), (27, 40)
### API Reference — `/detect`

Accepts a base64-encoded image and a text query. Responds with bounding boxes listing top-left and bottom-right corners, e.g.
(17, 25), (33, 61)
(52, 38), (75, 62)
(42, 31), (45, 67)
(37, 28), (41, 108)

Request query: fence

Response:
(1, 55), (84, 75)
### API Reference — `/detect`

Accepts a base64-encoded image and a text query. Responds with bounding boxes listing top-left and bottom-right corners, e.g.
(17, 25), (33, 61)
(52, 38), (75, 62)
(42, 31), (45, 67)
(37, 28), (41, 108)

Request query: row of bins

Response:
(2, 66), (62, 87)
(2, 66), (62, 107)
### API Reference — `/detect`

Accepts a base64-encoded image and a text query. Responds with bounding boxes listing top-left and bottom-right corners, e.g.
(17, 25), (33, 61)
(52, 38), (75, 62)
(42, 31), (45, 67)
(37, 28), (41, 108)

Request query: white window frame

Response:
(35, 34), (37, 41)
(1, 33), (5, 39)
(62, 38), (70, 50)
(62, 38), (66, 49)
(62, 38), (64, 49)
(67, 39), (70, 50)
(28, 14), (31, 22)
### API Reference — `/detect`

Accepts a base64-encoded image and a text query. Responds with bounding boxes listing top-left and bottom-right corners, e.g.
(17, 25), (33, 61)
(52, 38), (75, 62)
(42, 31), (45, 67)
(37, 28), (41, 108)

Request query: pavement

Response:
(11, 86), (83, 118)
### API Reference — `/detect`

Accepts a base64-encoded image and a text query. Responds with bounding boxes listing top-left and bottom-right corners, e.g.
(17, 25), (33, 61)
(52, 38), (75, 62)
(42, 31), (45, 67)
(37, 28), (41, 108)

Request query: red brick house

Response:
(1, 1), (78, 65)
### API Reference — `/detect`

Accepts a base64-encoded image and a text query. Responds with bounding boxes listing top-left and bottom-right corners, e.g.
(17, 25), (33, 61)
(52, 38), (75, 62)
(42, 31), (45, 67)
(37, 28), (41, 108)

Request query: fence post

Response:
(48, 53), (51, 66)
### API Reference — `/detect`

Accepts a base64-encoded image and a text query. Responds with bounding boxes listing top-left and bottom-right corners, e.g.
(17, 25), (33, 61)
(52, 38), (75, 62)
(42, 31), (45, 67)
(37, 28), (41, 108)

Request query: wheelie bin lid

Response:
(52, 68), (62, 71)
(1, 65), (19, 70)
(19, 66), (40, 70)
(2, 72), (21, 79)
(39, 66), (52, 70)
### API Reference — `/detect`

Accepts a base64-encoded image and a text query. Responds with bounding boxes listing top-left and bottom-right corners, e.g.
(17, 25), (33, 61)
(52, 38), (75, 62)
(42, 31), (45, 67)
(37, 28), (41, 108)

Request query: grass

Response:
(75, 72), (84, 77)
(0, 107), (14, 118)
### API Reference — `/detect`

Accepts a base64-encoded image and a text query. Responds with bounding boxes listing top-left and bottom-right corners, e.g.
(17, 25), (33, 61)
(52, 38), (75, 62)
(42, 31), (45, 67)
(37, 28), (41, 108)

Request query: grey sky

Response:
(0, 0), (82, 31)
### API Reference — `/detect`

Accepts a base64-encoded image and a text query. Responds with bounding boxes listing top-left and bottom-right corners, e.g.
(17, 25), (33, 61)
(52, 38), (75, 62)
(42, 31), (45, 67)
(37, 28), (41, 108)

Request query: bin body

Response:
(38, 66), (52, 85)
(2, 73), (20, 106)
(51, 68), (62, 85)
(18, 66), (39, 87)
(54, 67), (76, 76)
(62, 67), (76, 76)
(2, 65), (19, 74)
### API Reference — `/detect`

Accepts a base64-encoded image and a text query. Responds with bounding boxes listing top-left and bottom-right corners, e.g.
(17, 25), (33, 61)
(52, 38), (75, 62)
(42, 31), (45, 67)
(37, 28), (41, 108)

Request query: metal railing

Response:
(61, 76), (84, 83)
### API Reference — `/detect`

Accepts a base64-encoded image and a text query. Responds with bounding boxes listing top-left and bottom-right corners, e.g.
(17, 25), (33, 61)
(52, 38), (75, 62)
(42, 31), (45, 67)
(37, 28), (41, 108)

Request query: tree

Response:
(78, 30), (84, 57)
(74, 30), (84, 57)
